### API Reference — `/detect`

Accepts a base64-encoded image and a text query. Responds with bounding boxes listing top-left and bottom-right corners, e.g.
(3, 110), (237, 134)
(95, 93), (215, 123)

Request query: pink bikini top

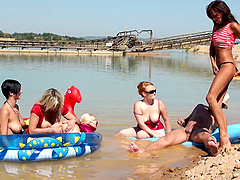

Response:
(212, 22), (236, 49)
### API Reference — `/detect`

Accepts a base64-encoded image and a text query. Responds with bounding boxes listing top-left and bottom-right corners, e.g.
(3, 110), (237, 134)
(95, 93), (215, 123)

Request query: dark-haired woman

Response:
(206, 0), (240, 147)
(0, 79), (26, 135)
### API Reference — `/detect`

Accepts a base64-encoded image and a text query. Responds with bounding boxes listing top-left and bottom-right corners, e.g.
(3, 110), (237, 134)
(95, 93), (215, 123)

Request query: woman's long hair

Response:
(206, 0), (238, 25)
(37, 88), (63, 124)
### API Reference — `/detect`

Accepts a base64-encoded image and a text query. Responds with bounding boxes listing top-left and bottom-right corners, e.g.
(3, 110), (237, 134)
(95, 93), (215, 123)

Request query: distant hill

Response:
(0, 30), (85, 41)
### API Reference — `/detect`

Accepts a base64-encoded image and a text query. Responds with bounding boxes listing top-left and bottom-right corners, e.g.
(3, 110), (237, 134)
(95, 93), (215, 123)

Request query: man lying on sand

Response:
(129, 93), (230, 156)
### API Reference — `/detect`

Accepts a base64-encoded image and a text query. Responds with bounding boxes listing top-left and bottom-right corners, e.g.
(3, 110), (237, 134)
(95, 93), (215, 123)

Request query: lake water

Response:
(0, 52), (239, 179)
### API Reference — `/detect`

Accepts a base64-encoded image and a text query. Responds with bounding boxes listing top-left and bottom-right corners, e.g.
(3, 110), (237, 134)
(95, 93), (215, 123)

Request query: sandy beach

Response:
(160, 144), (240, 180)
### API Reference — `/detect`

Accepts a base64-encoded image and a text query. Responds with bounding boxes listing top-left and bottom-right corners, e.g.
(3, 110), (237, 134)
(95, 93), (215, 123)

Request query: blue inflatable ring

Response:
(127, 124), (240, 147)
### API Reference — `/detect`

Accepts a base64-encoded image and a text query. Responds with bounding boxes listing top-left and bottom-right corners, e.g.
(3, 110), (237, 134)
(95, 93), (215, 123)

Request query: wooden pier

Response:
(144, 30), (212, 51)
(0, 30), (212, 53)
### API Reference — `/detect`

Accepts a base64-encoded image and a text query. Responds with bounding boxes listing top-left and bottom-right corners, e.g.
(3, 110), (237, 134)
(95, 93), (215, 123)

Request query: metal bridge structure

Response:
(0, 29), (212, 52)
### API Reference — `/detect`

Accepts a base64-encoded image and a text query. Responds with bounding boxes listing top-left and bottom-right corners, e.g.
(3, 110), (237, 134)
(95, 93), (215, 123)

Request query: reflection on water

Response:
(0, 52), (239, 179)
(0, 158), (83, 179)
(0, 142), (206, 180)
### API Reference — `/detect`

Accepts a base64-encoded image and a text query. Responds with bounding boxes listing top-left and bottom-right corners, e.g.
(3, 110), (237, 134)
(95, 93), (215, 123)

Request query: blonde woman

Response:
(117, 81), (171, 139)
(79, 113), (98, 132)
(28, 88), (80, 134)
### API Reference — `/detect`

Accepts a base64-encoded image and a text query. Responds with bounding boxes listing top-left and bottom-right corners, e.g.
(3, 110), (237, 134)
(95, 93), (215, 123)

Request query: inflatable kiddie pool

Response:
(127, 124), (240, 147)
(0, 132), (102, 161)
(0, 86), (103, 162)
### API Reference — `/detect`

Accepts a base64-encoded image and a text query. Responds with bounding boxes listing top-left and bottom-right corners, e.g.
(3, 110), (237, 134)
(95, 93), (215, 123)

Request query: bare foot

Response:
(128, 142), (144, 153)
(208, 137), (220, 156)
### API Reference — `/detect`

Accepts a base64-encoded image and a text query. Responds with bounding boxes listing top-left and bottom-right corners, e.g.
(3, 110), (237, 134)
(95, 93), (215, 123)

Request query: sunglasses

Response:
(89, 121), (99, 126)
(145, 89), (156, 94)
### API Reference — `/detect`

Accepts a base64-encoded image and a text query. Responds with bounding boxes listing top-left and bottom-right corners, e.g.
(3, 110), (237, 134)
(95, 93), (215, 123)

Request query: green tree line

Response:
(0, 30), (85, 41)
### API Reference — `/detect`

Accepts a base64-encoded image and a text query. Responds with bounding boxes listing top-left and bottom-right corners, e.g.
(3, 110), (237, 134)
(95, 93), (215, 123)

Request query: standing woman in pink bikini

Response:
(117, 81), (171, 139)
(206, 0), (240, 148)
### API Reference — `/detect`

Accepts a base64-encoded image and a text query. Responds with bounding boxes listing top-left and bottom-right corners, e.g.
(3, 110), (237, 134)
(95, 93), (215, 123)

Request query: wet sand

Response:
(162, 144), (240, 180)
(120, 138), (210, 179)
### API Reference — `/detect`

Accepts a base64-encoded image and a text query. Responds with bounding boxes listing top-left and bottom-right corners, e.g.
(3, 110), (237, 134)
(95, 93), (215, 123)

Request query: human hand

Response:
(51, 123), (63, 133)
(177, 118), (185, 126)
(212, 66), (219, 75)
(234, 69), (240, 76)
(62, 119), (76, 132)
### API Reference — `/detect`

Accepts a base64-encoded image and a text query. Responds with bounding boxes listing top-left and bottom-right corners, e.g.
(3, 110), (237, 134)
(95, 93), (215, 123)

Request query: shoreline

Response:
(0, 49), (170, 56)
(188, 44), (240, 62)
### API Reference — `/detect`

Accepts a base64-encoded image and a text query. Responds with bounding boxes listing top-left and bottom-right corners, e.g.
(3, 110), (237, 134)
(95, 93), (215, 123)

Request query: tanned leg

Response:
(128, 129), (188, 153)
(206, 64), (235, 147)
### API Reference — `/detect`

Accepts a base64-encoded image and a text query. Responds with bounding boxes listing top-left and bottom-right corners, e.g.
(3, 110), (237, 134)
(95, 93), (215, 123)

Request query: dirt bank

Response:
(188, 44), (240, 62)
(161, 144), (240, 180)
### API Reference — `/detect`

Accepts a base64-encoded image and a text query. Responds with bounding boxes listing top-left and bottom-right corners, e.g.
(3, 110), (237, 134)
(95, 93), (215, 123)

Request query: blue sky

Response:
(0, 0), (239, 38)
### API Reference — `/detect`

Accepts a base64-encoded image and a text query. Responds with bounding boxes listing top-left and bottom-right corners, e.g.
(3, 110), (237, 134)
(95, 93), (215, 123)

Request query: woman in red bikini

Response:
(28, 88), (81, 134)
(117, 81), (171, 139)
(206, 0), (240, 148)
